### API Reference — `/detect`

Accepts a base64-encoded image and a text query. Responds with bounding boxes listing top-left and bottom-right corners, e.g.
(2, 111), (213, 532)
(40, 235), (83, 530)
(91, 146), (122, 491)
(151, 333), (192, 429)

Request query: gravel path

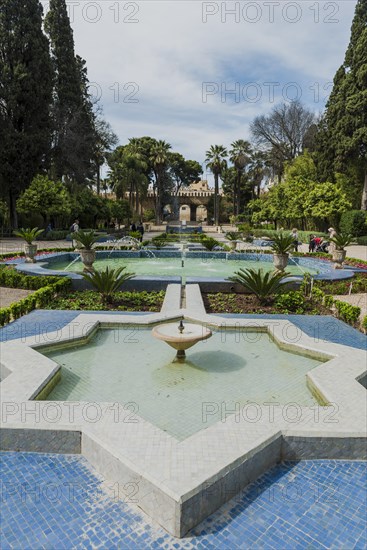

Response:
(0, 287), (35, 308)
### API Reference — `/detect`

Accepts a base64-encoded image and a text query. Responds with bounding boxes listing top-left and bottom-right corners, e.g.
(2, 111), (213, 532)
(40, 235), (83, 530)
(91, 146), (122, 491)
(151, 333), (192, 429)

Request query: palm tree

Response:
(205, 145), (228, 226)
(247, 150), (270, 199)
(229, 140), (252, 216)
(150, 140), (172, 224)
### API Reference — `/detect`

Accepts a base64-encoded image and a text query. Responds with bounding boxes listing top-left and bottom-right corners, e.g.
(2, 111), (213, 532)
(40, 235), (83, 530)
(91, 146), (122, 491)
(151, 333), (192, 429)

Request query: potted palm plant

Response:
(329, 233), (354, 267)
(13, 227), (44, 263)
(74, 230), (99, 272)
(225, 231), (241, 252)
(270, 233), (295, 272)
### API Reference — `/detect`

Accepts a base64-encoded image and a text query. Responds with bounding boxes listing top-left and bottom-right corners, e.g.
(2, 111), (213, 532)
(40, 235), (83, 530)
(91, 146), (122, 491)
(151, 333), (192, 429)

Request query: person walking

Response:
(137, 222), (144, 242)
(290, 228), (299, 252)
(70, 219), (80, 249)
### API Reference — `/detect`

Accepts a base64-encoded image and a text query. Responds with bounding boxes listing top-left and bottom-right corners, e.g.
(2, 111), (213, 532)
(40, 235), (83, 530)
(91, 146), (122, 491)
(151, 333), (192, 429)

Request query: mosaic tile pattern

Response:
(1, 452), (366, 549)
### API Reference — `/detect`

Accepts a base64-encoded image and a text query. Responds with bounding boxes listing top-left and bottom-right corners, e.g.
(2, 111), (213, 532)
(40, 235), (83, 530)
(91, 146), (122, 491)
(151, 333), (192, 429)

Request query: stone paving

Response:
(1, 452), (366, 549)
(0, 287), (34, 308)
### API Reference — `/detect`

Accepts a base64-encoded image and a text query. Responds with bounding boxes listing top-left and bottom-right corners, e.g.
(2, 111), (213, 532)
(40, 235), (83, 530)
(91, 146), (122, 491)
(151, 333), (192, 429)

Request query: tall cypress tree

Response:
(316, 0), (367, 209)
(45, 0), (96, 183)
(0, 0), (53, 228)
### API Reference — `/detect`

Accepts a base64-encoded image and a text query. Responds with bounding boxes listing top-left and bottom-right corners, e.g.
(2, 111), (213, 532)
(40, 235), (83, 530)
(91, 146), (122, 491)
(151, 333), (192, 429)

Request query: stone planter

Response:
(332, 249), (346, 268)
(79, 249), (96, 272)
(273, 253), (289, 272)
(229, 241), (237, 253)
(24, 244), (38, 263)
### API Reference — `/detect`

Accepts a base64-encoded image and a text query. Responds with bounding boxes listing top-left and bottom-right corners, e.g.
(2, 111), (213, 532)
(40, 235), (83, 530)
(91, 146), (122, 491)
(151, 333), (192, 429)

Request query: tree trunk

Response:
(214, 173), (219, 226)
(9, 190), (18, 229)
(96, 164), (101, 195)
(236, 172), (241, 216)
(155, 179), (161, 225)
(361, 171), (367, 211)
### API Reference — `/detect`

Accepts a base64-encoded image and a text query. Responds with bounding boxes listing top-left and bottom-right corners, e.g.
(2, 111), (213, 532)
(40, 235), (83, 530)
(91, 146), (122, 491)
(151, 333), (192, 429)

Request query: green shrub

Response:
(334, 300), (361, 325)
(362, 315), (367, 332)
(229, 268), (290, 305)
(81, 266), (134, 304)
(0, 275), (71, 326)
(311, 286), (325, 304)
(323, 295), (334, 308)
(339, 210), (367, 237)
(274, 291), (306, 313)
(356, 235), (367, 246)
(45, 230), (70, 240)
(201, 237), (220, 251)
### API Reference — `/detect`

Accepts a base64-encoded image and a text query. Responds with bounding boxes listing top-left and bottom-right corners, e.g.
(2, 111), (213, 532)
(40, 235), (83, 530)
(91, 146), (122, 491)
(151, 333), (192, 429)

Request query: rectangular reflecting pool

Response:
(41, 327), (322, 440)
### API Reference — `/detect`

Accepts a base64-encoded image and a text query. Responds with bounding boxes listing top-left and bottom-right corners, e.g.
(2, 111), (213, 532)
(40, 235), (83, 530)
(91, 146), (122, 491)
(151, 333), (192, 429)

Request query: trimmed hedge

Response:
(356, 236), (367, 246)
(0, 274), (71, 327)
(339, 210), (367, 237)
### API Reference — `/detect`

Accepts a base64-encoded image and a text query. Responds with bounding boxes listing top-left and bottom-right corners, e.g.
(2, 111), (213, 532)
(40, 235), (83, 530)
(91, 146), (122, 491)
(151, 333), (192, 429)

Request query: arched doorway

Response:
(179, 204), (191, 222)
(196, 205), (207, 222)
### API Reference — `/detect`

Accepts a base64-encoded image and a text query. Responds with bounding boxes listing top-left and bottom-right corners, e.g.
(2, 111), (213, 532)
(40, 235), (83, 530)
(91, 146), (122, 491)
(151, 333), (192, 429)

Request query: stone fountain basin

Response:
(152, 322), (212, 351)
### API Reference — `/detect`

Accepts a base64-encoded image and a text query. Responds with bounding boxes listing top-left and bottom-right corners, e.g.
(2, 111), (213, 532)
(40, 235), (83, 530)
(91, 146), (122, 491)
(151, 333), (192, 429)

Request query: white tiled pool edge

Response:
(1, 284), (366, 537)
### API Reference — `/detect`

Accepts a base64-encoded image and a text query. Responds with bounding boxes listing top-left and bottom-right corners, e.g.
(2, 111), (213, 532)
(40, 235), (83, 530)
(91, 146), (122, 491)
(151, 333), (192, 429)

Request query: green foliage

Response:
(45, 0), (96, 183)
(274, 291), (306, 313)
(74, 230), (99, 250)
(0, 266), (71, 290)
(225, 231), (242, 241)
(229, 268), (289, 304)
(81, 266), (134, 304)
(334, 300), (361, 325)
(142, 209), (155, 222)
(201, 237), (220, 251)
(45, 230), (70, 240)
(311, 286), (325, 304)
(323, 295), (334, 308)
(329, 232), (355, 249)
(17, 176), (72, 223)
(270, 233), (294, 254)
(129, 231), (142, 241)
(357, 235), (367, 245)
(0, 0), (53, 228)
(362, 315), (367, 331)
(0, 275), (71, 326)
(339, 210), (367, 236)
(314, 0), (367, 209)
(205, 145), (228, 225)
(13, 227), (44, 244)
(45, 290), (165, 312)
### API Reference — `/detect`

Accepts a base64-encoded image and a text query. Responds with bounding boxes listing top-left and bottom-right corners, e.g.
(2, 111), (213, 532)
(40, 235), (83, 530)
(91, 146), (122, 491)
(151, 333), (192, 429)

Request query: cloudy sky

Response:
(43, 0), (357, 175)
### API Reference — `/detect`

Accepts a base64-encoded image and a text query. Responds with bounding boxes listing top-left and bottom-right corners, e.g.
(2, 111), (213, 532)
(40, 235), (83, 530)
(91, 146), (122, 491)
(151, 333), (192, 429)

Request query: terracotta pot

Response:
(332, 249), (346, 267)
(80, 249), (96, 272)
(273, 253), (289, 272)
(24, 244), (38, 263)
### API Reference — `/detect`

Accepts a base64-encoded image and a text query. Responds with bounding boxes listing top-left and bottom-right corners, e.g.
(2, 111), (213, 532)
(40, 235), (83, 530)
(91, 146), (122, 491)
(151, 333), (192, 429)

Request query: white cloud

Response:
(59, 0), (357, 165)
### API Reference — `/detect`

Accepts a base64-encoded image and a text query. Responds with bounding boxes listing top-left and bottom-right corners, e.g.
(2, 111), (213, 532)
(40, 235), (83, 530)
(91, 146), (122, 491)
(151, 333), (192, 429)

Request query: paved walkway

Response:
(0, 287), (34, 308)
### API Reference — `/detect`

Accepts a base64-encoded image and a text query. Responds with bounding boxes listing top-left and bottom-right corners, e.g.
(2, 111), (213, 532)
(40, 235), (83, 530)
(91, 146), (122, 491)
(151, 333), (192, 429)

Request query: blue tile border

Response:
(1, 453), (366, 549)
